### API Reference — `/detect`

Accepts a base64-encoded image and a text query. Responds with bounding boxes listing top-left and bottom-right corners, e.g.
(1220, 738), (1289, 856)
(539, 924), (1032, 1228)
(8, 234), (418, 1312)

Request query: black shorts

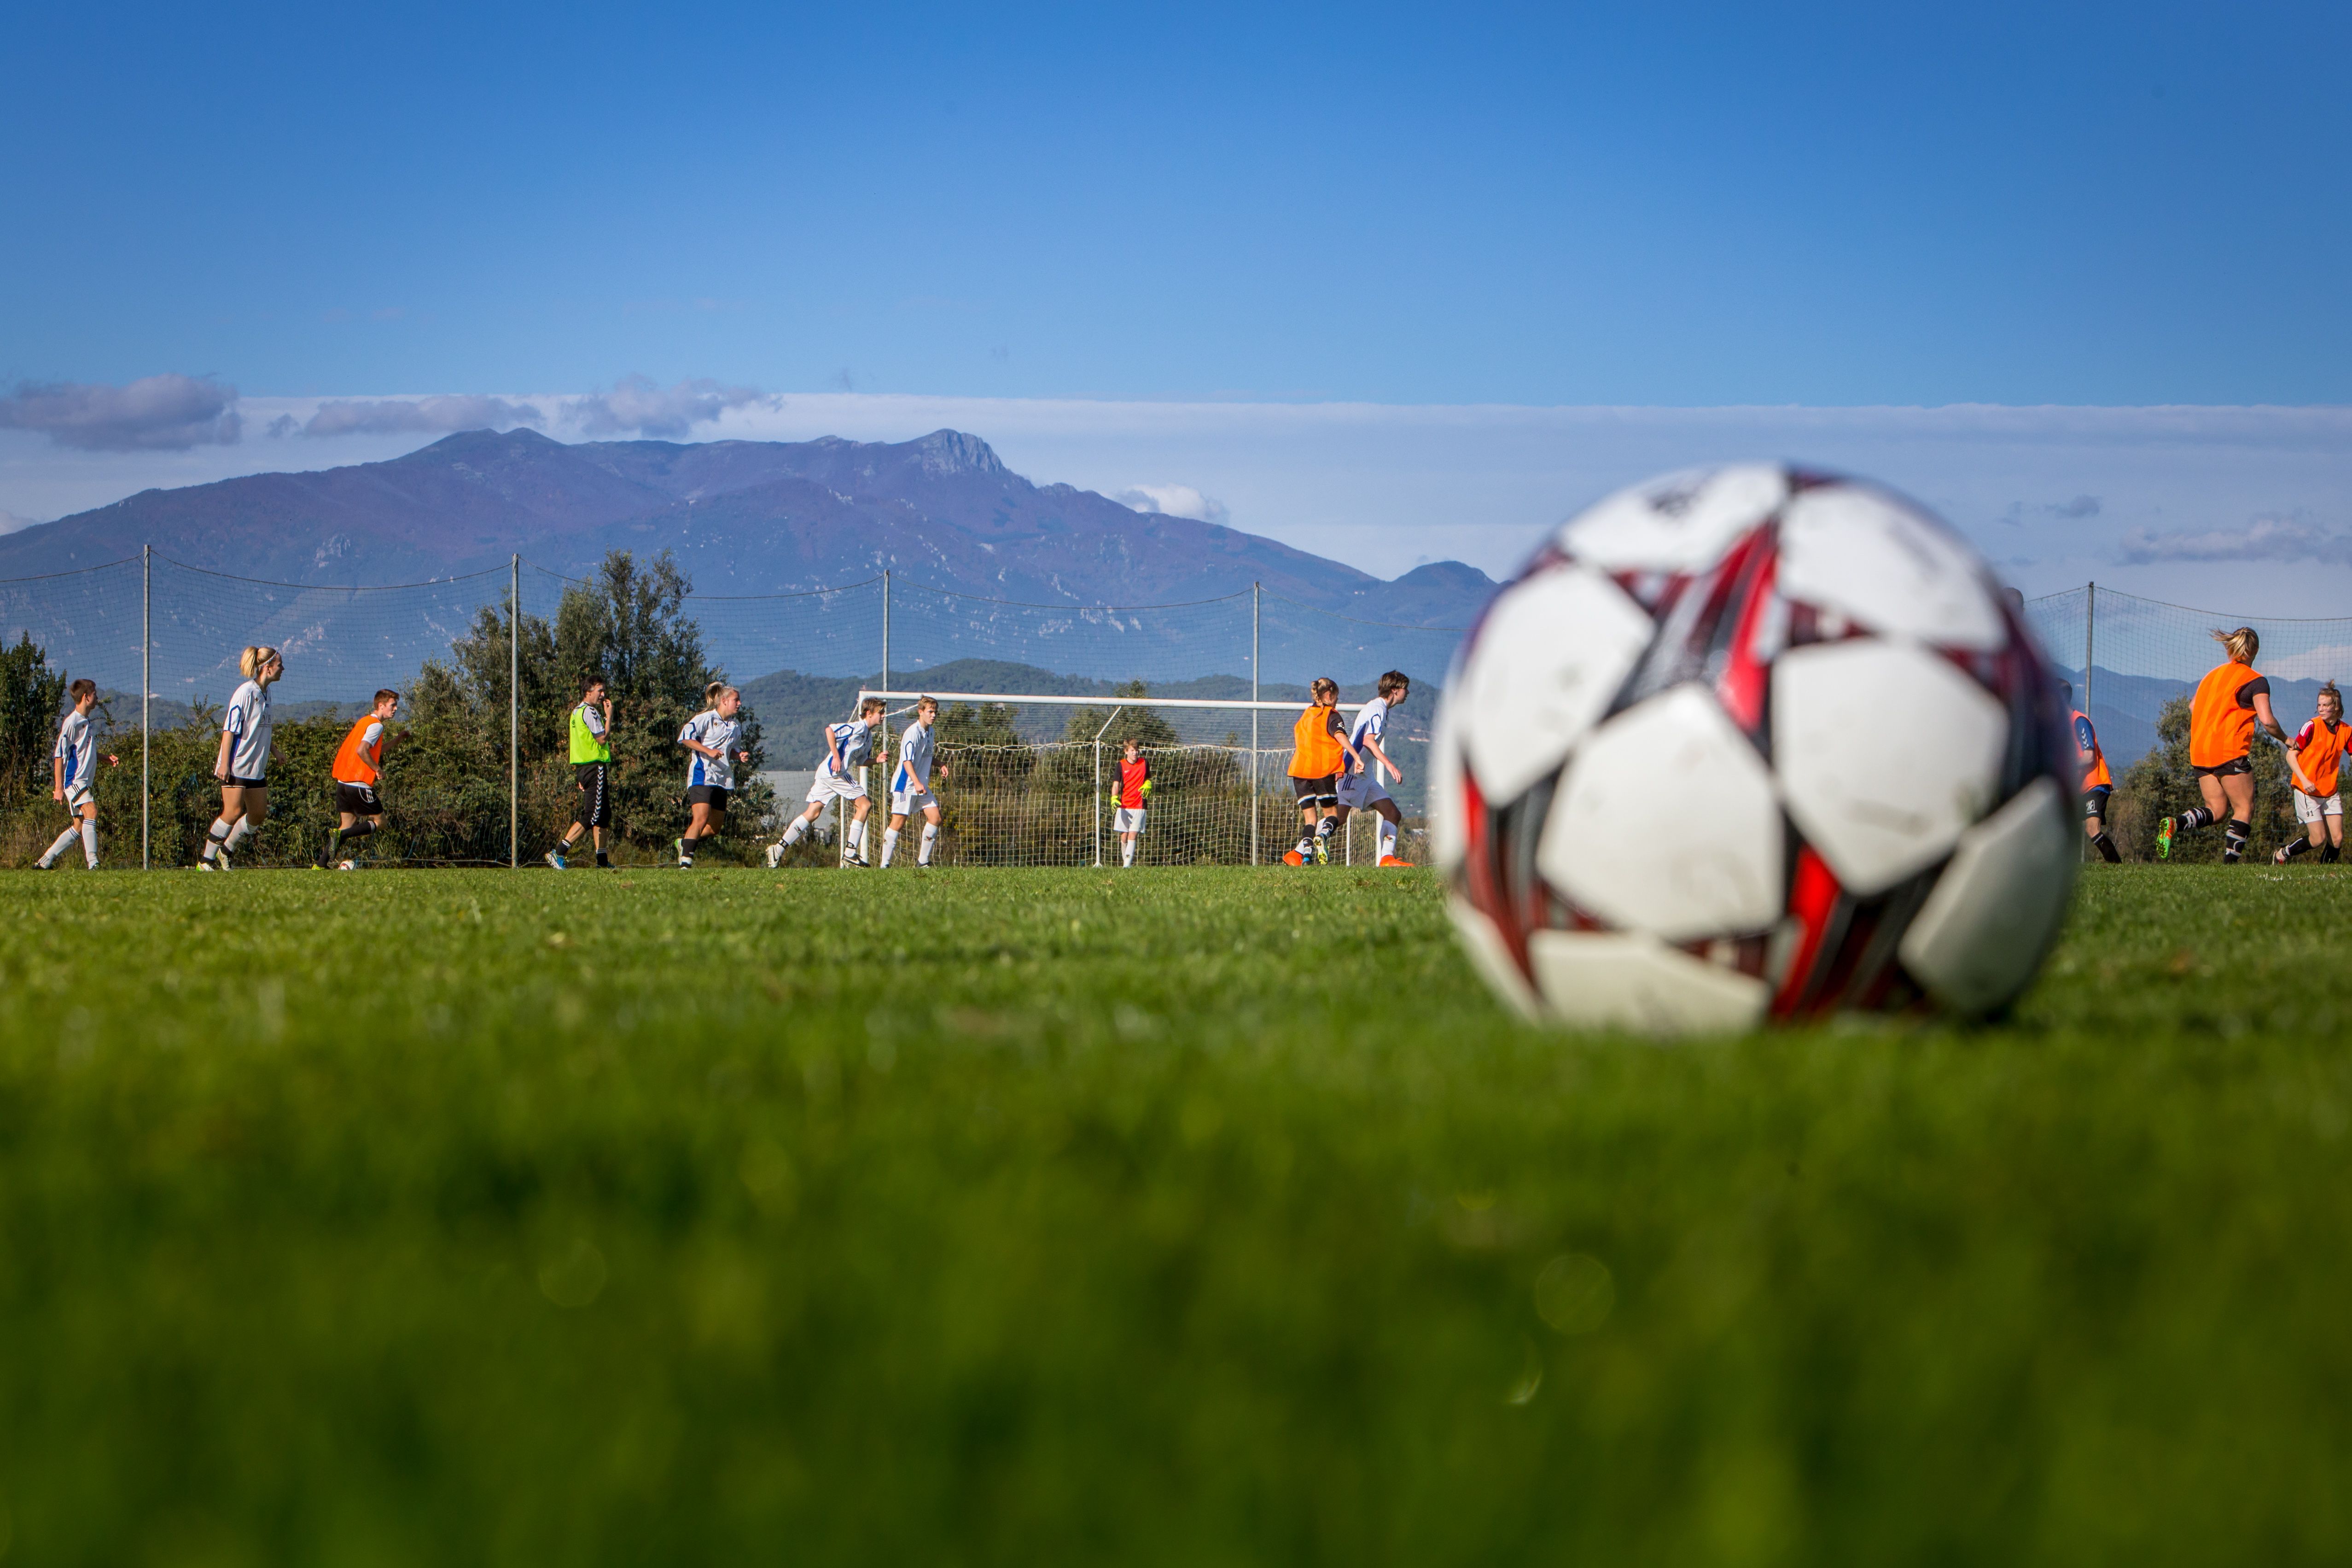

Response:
(1291, 774), (1338, 804)
(335, 782), (382, 817)
(2081, 785), (2111, 820)
(574, 762), (611, 828)
(227, 775), (268, 790)
(2192, 757), (2253, 779)
(686, 784), (731, 810)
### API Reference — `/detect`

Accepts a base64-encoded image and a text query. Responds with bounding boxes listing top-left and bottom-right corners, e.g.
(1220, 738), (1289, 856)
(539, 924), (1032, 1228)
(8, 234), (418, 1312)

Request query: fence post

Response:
(879, 570), (891, 861)
(2084, 580), (2096, 724)
(510, 554), (519, 869)
(141, 545), (150, 870)
(1251, 583), (1260, 866)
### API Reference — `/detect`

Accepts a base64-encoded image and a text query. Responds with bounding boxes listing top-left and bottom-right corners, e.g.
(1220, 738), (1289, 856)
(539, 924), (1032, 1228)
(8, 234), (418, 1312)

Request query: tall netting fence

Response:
(0, 553), (1465, 869)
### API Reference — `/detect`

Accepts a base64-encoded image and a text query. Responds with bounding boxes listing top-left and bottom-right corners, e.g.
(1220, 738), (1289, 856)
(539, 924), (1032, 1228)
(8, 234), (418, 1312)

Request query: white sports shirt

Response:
(680, 710), (744, 790)
(1347, 697), (1390, 775)
(224, 679), (272, 779)
(54, 709), (98, 792)
(821, 717), (875, 775)
(894, 721), (936, 796)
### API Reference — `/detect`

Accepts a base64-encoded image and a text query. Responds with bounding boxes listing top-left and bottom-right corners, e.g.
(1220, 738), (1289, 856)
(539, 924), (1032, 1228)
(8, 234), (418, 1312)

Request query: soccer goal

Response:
(849, 688), (1411, 868)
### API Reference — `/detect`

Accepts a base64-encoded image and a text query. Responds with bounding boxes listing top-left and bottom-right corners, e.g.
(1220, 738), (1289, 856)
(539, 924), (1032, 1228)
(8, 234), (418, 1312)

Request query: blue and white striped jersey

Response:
(680, 710), (744, 790)
(821, 717), (875, 775)
(1345, 697), (1389, 775)
(224, 680), (272, 779)
(894, 720), (936, 795)
(54, 709), (97, 791)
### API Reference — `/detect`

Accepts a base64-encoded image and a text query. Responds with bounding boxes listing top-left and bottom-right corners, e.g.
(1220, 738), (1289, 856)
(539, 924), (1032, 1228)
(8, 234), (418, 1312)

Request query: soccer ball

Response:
(1434, 464), (2076, 1036)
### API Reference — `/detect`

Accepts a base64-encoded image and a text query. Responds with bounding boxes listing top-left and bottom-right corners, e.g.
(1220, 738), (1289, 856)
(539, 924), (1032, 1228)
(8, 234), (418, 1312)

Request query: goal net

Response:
(833, 689), (1430, 869)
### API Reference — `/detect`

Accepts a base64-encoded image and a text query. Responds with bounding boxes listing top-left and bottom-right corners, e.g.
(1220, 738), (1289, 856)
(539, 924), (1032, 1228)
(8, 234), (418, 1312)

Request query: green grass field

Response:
(3, 863), (2350, 1565)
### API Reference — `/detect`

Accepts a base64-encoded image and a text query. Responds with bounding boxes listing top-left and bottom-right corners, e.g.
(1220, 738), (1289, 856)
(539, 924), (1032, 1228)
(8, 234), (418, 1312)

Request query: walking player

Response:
(35, 678), (106, 871)
(768, 696), (885, 868)
(549, 676), (614, 869)
(201, 645), (283, 870)
(1110, 735), (1152, 867)
(881, 696), (945, 869)
(2277, 681), (2350, 864)
(2063, 680), (2120, 863)
(316, 689), (400, 869)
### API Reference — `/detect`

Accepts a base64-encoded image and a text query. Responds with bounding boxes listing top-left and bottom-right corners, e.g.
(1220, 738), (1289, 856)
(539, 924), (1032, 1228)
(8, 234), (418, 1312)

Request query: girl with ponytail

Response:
(202, 646), (284, 869)
(2159, 627), (2291, 863)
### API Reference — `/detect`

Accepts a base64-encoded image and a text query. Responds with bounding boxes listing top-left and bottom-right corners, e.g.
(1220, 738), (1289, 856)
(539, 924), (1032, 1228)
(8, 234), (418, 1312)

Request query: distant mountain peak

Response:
(910, 429), (1005, 477)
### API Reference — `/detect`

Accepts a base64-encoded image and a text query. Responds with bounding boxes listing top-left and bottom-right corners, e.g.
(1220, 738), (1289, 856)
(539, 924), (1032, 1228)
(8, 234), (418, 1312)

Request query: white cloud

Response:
(1112, 483), (1229, 525)
(562, 375), (778, 438)
(301, 395), (545, 438)
(2265, 644), (2352, 681)
(0, 374), (241, 451)
(2117, 514), (2352, 565)
(0, 506), (41, 535)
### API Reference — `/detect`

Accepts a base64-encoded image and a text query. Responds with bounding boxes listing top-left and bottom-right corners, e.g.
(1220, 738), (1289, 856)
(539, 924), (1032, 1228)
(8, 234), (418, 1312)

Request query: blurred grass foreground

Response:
(0, 864), (2348, 1564)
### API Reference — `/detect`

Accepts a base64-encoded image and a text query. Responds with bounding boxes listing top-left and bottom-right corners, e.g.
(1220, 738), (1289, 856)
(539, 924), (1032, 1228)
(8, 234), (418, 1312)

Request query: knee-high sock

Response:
(202, 817), (234, 863)
(679, 833), (697, 863)
(224, 815), (254, 852)
(79, 820), (97, 868)
(2224, 819), (2251, 857)
(1121, 836), (1136, 867)
(1377, 817), (1398, 861)
(40, 823), (80, 868)
(848, 816), (866, 854)
(781, 816), (808, 847)
(918, 822), (938, 866)
(2283, 837), (2313, 860)
(880, 827), (900, 867)
(2325, 843), (2343, 864)
(2092, 831), (2120, 863)
(2176, 805), (2217, 833)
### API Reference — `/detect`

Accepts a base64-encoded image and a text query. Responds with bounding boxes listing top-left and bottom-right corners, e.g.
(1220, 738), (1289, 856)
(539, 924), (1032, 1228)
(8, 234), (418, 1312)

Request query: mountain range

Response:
(0, 427), (1494, 626)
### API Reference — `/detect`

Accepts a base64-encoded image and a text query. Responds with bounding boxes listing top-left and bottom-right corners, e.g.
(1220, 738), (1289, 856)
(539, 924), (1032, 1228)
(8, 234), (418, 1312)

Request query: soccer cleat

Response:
(765, 842), (784, 869)
(2223, 850), (2242, 864)
(545, 851), (567, 871)
(1283, 850), (1304, 866)
(674, 837), (688, 866)
(2156, 816), (2175, 860)
(1380, 855), (1408, 868)
(842, 850), (868, 868)
(1313, 837), (1332, 865)
(2275, 845), (2293, 865)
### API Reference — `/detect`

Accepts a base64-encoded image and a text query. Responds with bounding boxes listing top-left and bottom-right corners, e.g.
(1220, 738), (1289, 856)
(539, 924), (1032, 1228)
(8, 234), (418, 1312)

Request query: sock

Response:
(680, 833), (698, 863)
(2223, 819), (2250, 860)
(848, 818), (867, 855)
(321, 826), (342, 866)
(2326, 844), (2342, 864)
(2283, 838), (2313, 860)
(40, 824), (79, 868)
(2175, 805), (2215, 833)
(1316, 817), (1336, 840)
(1122, 837), (1136, 867)
(1377, 819), (1398, 861)
(781, 816), (808, 848)
(2092, 831), (2120, 863)
(919, 822), (938, 866)
(80, 820), (97, 869)
(881, 827), (900, 868)
(343, 821), (374, 841)
(202, 818), (233, 863)
(224, 816), (254, 853)
(595, 850), (611, 868)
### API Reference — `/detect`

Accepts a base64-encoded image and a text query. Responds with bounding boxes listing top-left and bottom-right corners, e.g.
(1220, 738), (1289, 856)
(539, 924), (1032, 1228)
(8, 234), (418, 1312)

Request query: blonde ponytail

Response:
(2210, 627), (2259, 665)
(239, 645), (281, 681)
(704, 680), (727, 705)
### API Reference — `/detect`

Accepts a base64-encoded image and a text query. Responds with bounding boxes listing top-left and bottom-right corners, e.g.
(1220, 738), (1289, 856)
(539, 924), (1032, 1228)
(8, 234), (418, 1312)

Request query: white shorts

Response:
(64, 783), (94, 815)
(1336, 768), (1390, 810)
(891, 788), (938, 817)
(2295, 789), (2343, 825)
(806, 769), (867, 806)
(1114, 807), (1147, 834)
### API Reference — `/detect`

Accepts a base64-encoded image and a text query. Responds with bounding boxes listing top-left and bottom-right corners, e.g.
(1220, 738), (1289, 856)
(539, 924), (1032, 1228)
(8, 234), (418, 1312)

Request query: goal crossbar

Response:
(858, 688), (1361, 712)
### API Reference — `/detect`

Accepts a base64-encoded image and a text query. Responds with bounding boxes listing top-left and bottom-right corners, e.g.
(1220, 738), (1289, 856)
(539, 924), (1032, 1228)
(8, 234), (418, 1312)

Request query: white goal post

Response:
(849, 688), (1402, 868)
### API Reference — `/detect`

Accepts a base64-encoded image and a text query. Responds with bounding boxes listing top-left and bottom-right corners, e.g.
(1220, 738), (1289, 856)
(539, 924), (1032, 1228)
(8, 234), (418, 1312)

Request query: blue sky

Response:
(7, 1), (2349, 406)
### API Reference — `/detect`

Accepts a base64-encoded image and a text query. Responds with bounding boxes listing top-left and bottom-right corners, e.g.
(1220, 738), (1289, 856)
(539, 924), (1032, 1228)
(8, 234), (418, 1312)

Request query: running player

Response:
(2277, 680), (2349, 864)
(768, 696), (885, 868)
(2062, 679), (2120, 863)
(549, 676), (613, 869)
(1284, 677), (1351, 865)
(1110, 735), (1152, 867)
(676, 682), (751, 868)
(881, 696), (944, 869)
(201, 645), (282, 870)
(1334, 670), (1410, 867)
(35, 678), (105, 871)
(2159, 627), (2290, 864)
(316, 689), (400, 869)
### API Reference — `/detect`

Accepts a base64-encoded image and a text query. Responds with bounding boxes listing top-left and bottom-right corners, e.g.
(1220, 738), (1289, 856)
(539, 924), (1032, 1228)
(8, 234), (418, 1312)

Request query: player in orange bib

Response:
(1109, 735), (1152, 867)
(2159, 627), (2291, 863)
(2060, 678), (2119, 863)
(1284, 677), (1353, 865)
(316, 689), (400, 869)
(2276, 680), (2349, 864)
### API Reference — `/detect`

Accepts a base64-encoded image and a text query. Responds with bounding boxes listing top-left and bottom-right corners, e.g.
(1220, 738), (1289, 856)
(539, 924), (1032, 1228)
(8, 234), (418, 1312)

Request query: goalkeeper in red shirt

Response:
(1110, 737), (1152, 868)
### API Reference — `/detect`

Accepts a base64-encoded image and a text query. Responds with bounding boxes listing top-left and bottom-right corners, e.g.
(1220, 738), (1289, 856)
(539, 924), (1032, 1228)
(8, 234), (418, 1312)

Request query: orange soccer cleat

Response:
(1379, 855), (1407, 868)
(1282, 850), (1305, 866)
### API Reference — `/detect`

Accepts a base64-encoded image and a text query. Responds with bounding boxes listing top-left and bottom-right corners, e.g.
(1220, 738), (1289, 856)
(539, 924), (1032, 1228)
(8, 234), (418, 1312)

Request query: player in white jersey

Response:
(1334, 670), (1410, 866)
(201, 645), (283, 870)
(36, 678), (107, 870)
(675, 682), (752, 868)
(768, 695), (885, 868)
(881, 696), (946, 868)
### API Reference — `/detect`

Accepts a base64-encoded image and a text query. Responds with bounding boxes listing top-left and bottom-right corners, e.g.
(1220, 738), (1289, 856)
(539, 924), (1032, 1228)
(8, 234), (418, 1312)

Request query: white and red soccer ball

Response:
(1433, 464), (2077, 1035)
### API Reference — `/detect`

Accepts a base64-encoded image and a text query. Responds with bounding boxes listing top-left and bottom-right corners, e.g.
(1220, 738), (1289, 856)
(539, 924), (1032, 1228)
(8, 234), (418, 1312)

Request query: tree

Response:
(0, 634), (68, 803)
